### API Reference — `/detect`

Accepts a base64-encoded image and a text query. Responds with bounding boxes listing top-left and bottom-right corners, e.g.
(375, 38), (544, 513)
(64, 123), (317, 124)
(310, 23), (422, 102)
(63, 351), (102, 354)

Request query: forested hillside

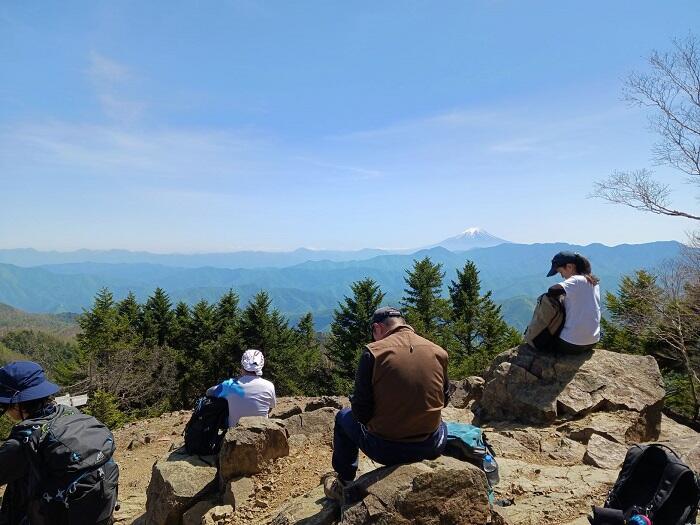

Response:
(0, 303), (79, 338)
(8, 257), (518, 428)
(0, 241), (682, 331)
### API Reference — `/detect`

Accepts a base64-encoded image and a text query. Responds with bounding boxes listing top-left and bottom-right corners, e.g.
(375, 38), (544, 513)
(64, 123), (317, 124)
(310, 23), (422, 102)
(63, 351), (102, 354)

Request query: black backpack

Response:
(184, 395), (229, 456)
(15, 404), (119, 523)
(589, 444), (700, 525)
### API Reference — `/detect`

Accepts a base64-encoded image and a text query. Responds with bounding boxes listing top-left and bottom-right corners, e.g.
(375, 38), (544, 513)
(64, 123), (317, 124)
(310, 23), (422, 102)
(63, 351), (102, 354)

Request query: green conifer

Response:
(327, 278), (385, 393)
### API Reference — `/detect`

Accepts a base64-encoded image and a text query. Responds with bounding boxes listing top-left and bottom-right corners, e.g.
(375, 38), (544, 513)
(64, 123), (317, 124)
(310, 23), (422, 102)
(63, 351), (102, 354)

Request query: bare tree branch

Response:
(594, 35), (700, 220)
(591, 169), (700, 220)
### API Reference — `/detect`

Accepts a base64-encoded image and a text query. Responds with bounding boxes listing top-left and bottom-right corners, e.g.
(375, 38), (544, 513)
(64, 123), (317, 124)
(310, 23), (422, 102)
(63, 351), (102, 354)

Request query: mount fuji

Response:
(427, 227), (510, 251)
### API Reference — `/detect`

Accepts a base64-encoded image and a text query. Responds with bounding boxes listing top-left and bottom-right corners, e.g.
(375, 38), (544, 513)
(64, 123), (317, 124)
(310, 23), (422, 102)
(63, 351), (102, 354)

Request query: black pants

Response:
(554, 337), (595, 354)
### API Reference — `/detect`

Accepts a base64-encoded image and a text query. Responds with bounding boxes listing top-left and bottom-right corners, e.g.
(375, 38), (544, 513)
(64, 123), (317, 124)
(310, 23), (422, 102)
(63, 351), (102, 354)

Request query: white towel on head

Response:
(241, 349), (265, 376)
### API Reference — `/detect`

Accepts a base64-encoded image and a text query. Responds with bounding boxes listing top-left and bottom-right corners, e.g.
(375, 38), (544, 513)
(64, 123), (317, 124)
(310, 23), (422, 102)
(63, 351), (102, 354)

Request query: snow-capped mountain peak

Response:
(426, 227), (510, 252)
(460, 227), (483, 236)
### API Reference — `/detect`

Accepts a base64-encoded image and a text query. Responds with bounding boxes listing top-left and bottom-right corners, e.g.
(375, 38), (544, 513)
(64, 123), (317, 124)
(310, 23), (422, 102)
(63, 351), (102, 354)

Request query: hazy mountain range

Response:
(0, 231), (683, 332)
(0, 228), (508, 269)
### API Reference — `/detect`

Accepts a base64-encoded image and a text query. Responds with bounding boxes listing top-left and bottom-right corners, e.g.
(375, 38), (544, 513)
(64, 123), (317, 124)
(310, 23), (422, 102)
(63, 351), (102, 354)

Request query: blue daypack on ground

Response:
(444, 422), (499, 504)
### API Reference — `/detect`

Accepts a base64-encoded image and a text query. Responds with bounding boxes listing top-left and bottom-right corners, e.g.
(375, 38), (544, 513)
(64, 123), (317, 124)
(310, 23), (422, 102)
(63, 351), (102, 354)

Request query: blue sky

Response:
(1, 1), (699, 252)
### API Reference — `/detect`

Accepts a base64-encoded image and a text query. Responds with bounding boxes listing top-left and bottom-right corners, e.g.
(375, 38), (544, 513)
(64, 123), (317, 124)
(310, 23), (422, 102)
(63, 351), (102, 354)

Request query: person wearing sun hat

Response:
(206, 349), (277, 427)
(0, 361), (119, 525)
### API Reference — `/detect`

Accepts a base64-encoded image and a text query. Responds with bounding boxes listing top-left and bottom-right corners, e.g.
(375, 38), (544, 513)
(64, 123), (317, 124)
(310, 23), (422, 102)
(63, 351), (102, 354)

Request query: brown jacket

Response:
(364, 325), (448, 442)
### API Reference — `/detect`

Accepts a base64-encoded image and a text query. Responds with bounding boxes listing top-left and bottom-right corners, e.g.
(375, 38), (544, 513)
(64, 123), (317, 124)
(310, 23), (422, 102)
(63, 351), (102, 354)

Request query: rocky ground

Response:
(109, 347), (700, 524)
(112, 407), (699, 525)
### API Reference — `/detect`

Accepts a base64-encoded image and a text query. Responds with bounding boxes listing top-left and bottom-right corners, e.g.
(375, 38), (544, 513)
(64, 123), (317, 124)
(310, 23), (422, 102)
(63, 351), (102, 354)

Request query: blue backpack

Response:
(444, 422), (499, 503)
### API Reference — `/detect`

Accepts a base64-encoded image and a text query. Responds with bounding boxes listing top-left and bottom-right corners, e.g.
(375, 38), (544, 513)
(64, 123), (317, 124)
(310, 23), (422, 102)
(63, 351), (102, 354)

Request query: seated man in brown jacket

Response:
(324, 307), (450, 502)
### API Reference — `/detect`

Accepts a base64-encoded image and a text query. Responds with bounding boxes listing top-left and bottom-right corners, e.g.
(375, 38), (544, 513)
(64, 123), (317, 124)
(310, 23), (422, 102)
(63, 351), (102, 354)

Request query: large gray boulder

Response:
(448, 376), (485, 408)
(144, 449), (217, 525)
(284, 407), (338, 441)
(272, 457), (490, 525)
(476, 345), (665, 430)
(218, 416), (289, 480)
(339, 456), (491, 525)
(557, 410), (661, 445)
(583, 434), (628, 470)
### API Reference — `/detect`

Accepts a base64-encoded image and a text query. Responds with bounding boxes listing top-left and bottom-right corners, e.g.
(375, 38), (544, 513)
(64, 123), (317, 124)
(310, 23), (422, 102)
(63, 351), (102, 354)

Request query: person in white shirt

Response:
(207, 349), (277, 427)
(546, 251), (601, 353)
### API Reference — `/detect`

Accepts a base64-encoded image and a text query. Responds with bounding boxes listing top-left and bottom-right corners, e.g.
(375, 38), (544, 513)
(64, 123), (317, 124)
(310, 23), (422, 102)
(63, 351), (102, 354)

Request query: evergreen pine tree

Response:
(169, 302), (193, 351)
(295, 313), (316, 348)
(447, 261), (522, 377)
(402, 257), (449, 340)
(212, 290), (244, 379)
(239, 291), (275, 350)
(327, 278), (385, 393)
(77, 288), (124, 378)
(293, 312), (328, 395)
(190, 300), (216, 349)
(215, 290), (240, 335)
(448, 261), (481, 355)
(117, 292), (141, 333)
(141, 288), (174, 347)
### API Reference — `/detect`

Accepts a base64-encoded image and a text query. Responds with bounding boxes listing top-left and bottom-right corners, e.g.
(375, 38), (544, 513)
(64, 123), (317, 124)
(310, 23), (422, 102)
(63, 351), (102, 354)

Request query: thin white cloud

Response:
(293, 156), (384, 180)
(88, 51), (131, 84)
(489, 138), (540, 153)
(1, 121), (262, 181)
(87, 51), (145, 123)
(326, 108), (498, 142)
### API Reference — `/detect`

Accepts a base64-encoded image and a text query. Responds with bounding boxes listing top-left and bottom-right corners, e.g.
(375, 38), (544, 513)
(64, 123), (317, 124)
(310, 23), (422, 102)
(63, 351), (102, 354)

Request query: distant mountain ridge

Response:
(0, 241), (683, 332)
(0, 227), (508, 269)
(0, 247), (393, 269)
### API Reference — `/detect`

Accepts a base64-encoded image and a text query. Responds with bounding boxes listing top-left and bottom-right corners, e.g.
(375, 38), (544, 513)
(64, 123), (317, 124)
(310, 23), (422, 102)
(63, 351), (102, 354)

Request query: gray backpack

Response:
(524, 293), (565, 351)
(14, 404), (119, 523)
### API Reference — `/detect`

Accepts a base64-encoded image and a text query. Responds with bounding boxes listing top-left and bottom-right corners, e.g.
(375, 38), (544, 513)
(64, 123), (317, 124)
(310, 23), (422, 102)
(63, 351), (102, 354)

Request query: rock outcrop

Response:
(270, 397), (348, 420)
(476, 345), (665, 431)
(144, 450), (217, 525)
(449, 376), (485, 408)
(219, 417), (290, 480)
(276, 456), (491, 525)
(144, 416), (290, 525)
(284, 407), (338, 442)
(582, 434), (628, 470)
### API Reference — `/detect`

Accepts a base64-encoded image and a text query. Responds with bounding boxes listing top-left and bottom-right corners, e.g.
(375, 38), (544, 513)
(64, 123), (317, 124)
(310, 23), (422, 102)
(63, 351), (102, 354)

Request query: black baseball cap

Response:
(371, 307), (404, 324)
(546, 251), (578, 277)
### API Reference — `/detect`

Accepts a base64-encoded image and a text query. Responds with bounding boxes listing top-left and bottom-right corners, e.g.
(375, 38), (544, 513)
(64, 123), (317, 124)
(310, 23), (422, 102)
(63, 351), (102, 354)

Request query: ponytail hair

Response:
(573, 253), (599, 285)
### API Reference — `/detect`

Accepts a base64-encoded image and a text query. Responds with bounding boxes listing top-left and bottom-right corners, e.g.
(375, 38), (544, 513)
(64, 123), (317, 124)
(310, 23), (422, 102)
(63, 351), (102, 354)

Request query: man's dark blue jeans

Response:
(332, 407), (447, 482)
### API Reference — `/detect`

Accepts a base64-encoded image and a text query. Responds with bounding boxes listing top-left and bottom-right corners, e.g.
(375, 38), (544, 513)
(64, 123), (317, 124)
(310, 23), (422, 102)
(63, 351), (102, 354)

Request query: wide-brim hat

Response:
(0, 361), (60, 404)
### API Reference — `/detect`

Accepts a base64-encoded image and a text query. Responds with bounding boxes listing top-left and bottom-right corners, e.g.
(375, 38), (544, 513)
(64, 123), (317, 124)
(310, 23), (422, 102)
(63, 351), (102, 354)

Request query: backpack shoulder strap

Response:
(648, 457), (700, 519)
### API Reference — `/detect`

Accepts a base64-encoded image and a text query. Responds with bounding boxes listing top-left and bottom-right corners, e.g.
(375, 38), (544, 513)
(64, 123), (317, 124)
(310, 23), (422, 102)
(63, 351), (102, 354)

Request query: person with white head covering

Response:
(206, 349), (276, 427)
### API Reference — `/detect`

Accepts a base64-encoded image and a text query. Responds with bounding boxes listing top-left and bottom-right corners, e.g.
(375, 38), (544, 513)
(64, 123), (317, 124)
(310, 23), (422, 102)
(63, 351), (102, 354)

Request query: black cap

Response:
(546, 251), (578, 277)
(371, 306), (404, 324)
